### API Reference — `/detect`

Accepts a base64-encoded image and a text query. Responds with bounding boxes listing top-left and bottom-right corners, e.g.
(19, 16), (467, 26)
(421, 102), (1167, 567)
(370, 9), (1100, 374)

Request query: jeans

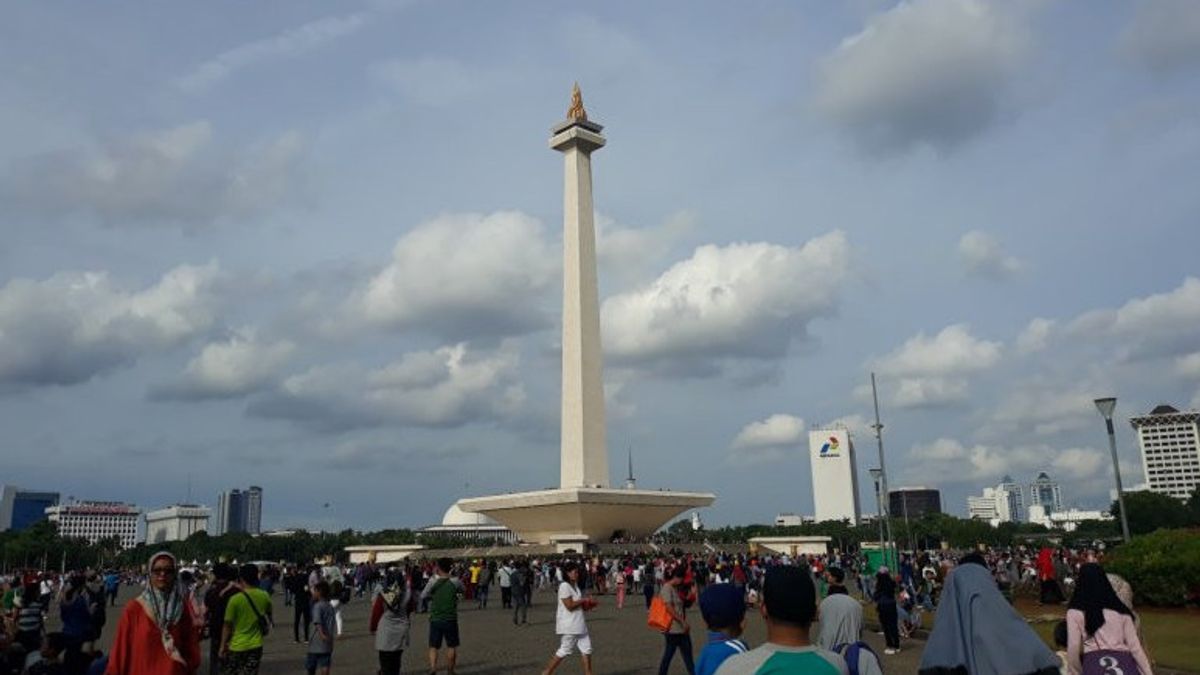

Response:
(643, 585), (655, 609)
(513, 598), (528, 624)
(658, 633), (695, 675)
(476, 584), (489, 608)
(500, 586), (512, 608)
(294, 598), (312, 642)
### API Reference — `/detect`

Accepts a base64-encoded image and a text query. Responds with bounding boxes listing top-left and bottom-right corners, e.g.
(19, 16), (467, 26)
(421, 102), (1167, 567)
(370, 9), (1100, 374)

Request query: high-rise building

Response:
(244, 486), (262, 535)
(967, 492), (998, 521)
(0, 486), (60, 532)
(45, 501), (140, 549)
(809, 427), (861, 524)
(998, 475), (1026, 522)
(888, 487), (942, 519)
(145, 504), (211, 544)
(967, 480), (1022, 525)
(1130, 404), (1200, 500)
(1028, 472), (1063, 513)
(215, 486), (263, 535)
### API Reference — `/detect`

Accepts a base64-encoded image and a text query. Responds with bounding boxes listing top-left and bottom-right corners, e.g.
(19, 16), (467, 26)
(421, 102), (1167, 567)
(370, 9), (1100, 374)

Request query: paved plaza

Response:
(88, 586), (921, 674)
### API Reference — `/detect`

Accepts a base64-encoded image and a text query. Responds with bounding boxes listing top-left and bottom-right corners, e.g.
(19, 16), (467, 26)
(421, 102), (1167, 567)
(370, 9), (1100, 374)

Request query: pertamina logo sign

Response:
(818, 436), (841, 458)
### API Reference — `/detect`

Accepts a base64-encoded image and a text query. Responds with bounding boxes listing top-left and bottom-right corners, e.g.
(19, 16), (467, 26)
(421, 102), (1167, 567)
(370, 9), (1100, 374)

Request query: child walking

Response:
(306, 581), (336, 675)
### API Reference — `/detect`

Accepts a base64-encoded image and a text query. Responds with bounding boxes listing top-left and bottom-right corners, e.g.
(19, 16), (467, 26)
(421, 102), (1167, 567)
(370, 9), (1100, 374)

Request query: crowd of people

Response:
(0, 544), (1160, 675)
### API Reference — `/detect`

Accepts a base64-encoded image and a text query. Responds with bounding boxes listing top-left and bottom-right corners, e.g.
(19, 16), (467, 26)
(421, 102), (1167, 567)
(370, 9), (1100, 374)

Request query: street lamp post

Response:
(1094, 397), (1132, 543)
(869, 468), (885, 566)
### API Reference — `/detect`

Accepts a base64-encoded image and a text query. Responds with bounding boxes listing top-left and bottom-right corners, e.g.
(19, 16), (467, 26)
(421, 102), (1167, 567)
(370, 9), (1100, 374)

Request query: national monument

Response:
(455, 86), (715, 548)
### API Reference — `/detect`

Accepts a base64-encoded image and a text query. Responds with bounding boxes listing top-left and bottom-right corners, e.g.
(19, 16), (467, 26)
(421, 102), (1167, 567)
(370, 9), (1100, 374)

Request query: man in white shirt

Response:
(498, 562), (514, 609)
(540, 562), (594, 675)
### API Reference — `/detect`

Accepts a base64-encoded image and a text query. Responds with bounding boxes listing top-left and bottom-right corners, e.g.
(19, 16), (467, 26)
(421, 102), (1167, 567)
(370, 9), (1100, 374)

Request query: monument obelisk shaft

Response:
(551, 84), (609, 489)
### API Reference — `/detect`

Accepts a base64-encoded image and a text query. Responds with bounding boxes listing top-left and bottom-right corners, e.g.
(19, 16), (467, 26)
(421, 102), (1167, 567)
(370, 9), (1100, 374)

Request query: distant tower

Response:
(1028, 472), (1062, 513)
(245, 486), (263, 535)
(690, 511), (703, 531)
(624, 447), (637, 490)
(552, 83), (610, 489)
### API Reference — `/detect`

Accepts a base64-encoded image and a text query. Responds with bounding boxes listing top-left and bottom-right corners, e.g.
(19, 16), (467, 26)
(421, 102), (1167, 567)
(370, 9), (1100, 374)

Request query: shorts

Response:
(220, 647), (263, 675)
(555, 633), (593, 658)
(305, 653), (332, 672)
(429, 619), (460, 648)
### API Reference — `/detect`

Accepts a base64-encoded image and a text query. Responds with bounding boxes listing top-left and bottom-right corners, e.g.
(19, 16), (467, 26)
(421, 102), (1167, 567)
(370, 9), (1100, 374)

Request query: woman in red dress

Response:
(107, 551), (201, 675)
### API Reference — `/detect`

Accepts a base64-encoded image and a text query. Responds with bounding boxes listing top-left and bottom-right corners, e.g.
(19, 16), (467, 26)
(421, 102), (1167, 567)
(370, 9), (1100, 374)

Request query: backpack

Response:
(833, 641), (878, 675)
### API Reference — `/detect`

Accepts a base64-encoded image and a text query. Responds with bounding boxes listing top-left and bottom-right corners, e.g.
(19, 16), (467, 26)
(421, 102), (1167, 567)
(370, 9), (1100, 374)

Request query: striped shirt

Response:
(698, 632), (749, 675)
(17, 601), (44, 632)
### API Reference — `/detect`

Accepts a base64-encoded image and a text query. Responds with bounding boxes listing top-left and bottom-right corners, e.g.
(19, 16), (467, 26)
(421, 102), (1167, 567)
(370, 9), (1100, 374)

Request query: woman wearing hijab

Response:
(919, 556), (1060, 675)
(872, 566), (901, 655)
(369, 568), (415, 675)
(1037, 549), (1064, 605)
(1065, 564), (1152, 675)
(107, 552), (201, 675)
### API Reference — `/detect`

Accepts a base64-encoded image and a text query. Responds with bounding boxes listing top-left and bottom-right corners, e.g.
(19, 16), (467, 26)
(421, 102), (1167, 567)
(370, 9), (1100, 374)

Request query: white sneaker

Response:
(884, 648), (900, 655)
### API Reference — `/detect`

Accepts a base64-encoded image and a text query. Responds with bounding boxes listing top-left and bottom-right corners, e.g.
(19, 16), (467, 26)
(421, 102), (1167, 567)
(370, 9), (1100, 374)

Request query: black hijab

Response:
(1068, 563), (1133, 636)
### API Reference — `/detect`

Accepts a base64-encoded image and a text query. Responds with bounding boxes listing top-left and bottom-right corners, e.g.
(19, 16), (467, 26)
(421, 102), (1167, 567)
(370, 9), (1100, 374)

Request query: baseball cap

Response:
(699, 584), (746, 630)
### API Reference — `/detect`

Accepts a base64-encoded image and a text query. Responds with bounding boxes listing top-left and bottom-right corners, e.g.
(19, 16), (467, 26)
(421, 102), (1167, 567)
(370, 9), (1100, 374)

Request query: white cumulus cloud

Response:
(872, 324), (1001, 409)
(152, 330), (295, 400)
(732, 414), (806, 450)
(0, 263), (223, 388)
(601, 231), (850, 373)
(875, 324), (1002, 377)
(1017, 318), (1056, 354)
(1067, 276), (1200, 360)
(907, 437), (1107, 484)
(350, 211), (557, 340)
(248, 342), (525, 432)
(814, 0), (1028, 154)
(958, 230), (1023, 279)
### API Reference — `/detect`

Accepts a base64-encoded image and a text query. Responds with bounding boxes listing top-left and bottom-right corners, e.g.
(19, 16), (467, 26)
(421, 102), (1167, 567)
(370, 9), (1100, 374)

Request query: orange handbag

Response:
(647, 595), (672, 632)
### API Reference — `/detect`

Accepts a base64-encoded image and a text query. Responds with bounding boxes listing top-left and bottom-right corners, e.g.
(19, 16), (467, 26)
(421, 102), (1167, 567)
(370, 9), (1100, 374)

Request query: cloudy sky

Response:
(3, 0), (1199, 531)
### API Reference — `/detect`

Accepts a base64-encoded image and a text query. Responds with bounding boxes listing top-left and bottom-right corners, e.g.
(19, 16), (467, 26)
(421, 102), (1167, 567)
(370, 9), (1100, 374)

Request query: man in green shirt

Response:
(421, 557), (465, 675)
(220, 564), (274, 675)
(715, 566), (848, 675)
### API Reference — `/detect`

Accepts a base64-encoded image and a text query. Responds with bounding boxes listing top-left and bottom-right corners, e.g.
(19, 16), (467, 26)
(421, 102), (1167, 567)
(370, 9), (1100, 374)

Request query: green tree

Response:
(1111, 490), (1195, 535)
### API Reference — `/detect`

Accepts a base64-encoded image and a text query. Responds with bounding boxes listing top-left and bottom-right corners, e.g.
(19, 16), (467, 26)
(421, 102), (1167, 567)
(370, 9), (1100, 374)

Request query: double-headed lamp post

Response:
(1094, 397), (1132, 543)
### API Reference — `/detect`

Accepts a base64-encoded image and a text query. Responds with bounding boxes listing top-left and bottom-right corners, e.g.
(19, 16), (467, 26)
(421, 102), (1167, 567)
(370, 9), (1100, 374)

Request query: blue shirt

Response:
(697, 631), (748, 675)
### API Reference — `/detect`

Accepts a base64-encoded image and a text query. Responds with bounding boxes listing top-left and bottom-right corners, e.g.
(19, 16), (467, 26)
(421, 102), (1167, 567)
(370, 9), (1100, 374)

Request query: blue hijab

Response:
(918, 562), (1059, 675)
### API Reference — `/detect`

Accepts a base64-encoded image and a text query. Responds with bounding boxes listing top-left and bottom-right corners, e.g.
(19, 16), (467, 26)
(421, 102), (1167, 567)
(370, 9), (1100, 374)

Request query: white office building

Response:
(774, 513), (815, 527)
(967, 480), (1023, 525)
(967, 493), (998, 521)
(145, 504), (211, 544)
(45, 501), (140, 549)
(1130, 404), (1200, 500)
(1028, 472), (1063, 513)
(809, 427), (861, 524)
